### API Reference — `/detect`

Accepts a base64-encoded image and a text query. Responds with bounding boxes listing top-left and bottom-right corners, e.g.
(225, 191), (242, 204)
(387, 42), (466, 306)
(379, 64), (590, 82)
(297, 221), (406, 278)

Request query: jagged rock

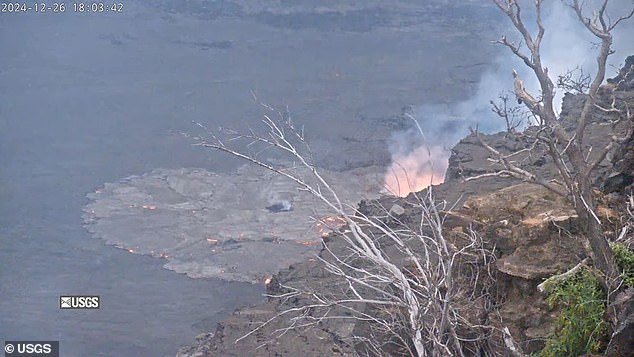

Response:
(448, 183), (588, 353)
(460, 184), (584, 269)
(607, 55), (634, 91)
(603, 128), (634, 194)
(600, 57), (634, 196)
(389, 203), (405, 216)
(605, 288), (634, 357)
(603, 171), (634, 194)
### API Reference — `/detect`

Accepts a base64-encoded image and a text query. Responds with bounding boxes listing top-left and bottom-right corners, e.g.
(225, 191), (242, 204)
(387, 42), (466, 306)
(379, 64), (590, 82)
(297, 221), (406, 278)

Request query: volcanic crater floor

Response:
(83, 163), (384, 283)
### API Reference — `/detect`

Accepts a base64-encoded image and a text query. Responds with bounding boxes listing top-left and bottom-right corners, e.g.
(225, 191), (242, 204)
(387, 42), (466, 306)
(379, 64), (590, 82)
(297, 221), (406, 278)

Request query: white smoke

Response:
(384, 0), (634, 196)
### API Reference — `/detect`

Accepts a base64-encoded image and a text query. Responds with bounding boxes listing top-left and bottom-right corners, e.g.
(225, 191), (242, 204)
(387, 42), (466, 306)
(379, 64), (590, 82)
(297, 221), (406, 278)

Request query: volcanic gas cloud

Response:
(384, 144), (448, 197)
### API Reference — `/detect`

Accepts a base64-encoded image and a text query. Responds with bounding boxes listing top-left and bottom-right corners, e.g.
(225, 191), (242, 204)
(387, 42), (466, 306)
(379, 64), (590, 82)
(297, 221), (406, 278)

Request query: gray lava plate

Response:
(83, 163), (383, 283)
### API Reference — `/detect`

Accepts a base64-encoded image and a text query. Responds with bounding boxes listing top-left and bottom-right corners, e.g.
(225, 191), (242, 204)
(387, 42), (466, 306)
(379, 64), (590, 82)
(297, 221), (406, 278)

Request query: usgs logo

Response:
(59, 295), (100, 309)
(4, 341), (59, 357)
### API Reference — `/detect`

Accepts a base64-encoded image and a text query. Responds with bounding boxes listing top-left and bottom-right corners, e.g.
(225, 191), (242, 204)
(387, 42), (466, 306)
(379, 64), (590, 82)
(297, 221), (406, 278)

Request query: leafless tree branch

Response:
(195, 103), (502, 356)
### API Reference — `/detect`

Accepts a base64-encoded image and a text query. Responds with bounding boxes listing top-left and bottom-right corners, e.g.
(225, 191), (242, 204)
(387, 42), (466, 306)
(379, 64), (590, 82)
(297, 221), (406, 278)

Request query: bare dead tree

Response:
(490, 94), (525, 133)
(557, 66), (591, 94)
(474, 0), (634, 297)
(195, 100), (502, 356)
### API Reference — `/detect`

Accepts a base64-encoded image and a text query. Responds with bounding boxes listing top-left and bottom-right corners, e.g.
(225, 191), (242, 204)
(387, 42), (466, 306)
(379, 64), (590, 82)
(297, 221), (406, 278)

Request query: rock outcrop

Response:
(446, 183), (591, 353)
(607, 55), (634, 91)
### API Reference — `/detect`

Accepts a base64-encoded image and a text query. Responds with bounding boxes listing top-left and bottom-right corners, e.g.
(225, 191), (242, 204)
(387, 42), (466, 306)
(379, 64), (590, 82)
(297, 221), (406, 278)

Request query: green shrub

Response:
(535, 244), (634, 356)
(611, 242), (634, 288)
(538, 269), (607, 357)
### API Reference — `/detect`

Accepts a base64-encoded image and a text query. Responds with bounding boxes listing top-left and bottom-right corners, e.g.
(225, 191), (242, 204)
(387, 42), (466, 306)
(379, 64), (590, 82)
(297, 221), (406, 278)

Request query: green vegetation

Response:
(611, 243), (634, 288)
(537, 244), (634, 357)
(538, 269), (607, 357)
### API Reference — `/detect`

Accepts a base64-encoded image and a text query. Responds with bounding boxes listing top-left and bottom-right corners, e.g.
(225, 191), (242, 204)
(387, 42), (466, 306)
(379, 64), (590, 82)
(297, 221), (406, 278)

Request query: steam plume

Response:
(384, 1), (634, 197)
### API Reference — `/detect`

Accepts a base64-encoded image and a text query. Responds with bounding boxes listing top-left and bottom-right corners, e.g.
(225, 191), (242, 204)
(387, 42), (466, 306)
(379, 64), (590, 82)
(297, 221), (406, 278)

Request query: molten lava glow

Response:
(150, 250), (170, 258)
(384, 145), (449, 197)
(314, 215), (347, 237)
(128, 204), (157, 210)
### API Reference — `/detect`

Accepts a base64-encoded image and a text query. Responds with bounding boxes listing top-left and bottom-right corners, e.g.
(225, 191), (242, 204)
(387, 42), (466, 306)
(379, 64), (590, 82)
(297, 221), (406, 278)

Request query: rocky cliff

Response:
(177, 57), (634, 357)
